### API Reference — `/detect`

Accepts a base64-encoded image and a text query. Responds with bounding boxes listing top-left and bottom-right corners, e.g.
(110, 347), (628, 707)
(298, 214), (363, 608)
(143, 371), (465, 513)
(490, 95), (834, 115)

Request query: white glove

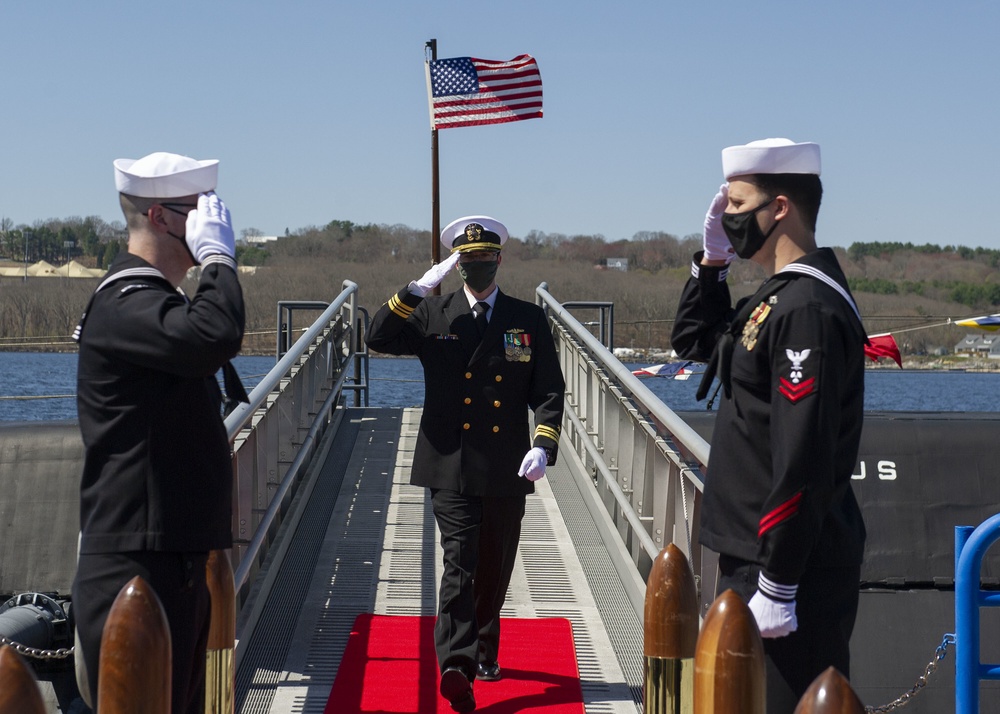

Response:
(409, 252), (460, 297)
(702, 183), (735, 264)
(748, 574), (798, 638)
(185, 192), (235, 263)
(518, 447), (547, 481)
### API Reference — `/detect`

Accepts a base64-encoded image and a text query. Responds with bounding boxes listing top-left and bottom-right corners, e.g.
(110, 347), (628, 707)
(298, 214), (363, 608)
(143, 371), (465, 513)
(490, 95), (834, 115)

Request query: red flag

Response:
(426, 55), (542, 129)
(864, 333), (902, 368)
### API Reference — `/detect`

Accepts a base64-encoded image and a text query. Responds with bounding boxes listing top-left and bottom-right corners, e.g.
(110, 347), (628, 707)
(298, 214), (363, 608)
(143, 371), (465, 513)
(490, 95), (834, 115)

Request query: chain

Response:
(0, 635), (74, 661)
(0, 593), (75, 661)
(864, 633), (955, 712)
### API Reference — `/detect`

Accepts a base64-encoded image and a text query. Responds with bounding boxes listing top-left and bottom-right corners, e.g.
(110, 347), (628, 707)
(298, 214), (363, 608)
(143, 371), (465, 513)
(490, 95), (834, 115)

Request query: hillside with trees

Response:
(2, 217), (999, 361)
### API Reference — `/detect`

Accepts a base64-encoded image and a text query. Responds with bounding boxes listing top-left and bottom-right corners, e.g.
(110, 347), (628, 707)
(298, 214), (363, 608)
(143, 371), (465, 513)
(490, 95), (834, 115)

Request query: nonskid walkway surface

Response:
(234, 407), (643, 714)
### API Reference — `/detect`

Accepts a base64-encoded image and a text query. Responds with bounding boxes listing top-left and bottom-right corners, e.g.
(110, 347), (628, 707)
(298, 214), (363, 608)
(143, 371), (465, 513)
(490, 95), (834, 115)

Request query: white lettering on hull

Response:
(852, 460), (898, 481)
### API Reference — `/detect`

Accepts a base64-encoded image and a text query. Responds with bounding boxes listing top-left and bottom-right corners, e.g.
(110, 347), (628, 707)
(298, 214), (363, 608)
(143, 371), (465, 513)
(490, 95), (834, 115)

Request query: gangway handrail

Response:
(224, 280), (360, 601)
(561, 300), (614, 351)
(276, 300), (331, 359)
(535, 282), (713, 618)
(563, 405), (659, 559)
(231, 361), (349, 595)
(342, 307), (371, 407)
(535, 284), (710, 470)
(955, 515), (1000, 713)
(224, 281), (357, 434)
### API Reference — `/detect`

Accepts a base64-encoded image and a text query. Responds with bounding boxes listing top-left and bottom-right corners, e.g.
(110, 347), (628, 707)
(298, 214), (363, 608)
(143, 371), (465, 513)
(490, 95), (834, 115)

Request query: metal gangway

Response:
(222, 280), (710, 713)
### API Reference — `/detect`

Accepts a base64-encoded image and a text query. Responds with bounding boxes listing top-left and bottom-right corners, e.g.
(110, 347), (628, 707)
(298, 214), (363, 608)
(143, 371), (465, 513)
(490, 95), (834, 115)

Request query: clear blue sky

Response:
(2, 1), (998, 250)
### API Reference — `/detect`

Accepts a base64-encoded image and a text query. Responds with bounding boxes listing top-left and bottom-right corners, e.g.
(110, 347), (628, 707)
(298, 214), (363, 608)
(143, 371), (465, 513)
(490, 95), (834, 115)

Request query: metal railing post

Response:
(794, 667), (865, 712)
(204, 550), (235, 714)
(693, 590), (765, 713)
(97, 576), (171, 714)
(0, 646), (46, 714)
(643, 544), (697, 714)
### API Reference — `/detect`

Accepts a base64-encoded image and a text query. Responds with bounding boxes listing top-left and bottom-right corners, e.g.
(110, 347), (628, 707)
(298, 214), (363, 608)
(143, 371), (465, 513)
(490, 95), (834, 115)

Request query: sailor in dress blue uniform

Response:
(73, 152), (245, 714)
(671, 139), (867, 713)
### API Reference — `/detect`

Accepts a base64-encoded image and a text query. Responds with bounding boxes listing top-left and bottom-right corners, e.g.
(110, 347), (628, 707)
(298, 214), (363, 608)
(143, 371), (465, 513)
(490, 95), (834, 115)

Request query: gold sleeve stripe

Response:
(388, 294), (415, 319)
(534, 424), (561, 442)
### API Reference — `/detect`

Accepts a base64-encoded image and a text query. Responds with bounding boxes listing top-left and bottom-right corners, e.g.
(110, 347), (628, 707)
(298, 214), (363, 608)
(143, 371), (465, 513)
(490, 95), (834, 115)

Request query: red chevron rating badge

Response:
(779, 376), (815, 403)
(778, 347), (817, 403)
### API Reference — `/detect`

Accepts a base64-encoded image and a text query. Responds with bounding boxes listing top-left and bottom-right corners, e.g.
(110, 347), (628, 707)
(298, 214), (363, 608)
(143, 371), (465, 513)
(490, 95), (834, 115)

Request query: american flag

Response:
(631, 361), (696, 380)
(426, 54), (542, 130)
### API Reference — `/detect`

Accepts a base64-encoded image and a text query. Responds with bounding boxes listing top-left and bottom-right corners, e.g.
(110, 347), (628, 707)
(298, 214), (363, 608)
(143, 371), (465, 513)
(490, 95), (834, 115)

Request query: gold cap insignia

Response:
(465, 223), (484, 243)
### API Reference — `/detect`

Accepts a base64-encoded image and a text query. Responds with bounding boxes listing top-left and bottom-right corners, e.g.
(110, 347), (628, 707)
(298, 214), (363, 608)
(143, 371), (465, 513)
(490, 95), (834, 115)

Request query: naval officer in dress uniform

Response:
(366, 216), (565, 712)
(671, 139), (867, 713)
(73, 152), (245, 714)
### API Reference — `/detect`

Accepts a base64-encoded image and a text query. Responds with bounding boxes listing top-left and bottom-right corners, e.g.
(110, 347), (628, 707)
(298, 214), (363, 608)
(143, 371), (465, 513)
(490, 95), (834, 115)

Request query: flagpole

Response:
(426, 38), (442, 295)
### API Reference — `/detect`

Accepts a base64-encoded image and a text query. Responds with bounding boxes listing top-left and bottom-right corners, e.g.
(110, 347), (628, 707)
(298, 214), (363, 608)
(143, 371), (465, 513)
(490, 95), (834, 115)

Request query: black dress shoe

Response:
(476, 661), (501, 681)
(440, 667), (476, 712)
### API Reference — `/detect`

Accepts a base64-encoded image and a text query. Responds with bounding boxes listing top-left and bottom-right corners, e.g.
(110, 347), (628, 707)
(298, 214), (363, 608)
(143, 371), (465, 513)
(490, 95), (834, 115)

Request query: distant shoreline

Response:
(0, 345), (1000, 373)
(3, 347), (1000, 372)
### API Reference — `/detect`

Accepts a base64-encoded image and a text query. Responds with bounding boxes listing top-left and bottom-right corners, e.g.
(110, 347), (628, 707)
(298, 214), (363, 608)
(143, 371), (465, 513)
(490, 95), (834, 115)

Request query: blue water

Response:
(1, 352), (999, 421)
(624, 365), (1000, 414)
(0, 353), (279, 422)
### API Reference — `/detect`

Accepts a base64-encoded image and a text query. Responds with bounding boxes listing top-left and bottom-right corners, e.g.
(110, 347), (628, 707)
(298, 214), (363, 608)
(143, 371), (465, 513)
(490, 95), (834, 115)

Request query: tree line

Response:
(1, 215), (709, 273)
(2, 216), (999, 356)
(6, 214), (1000, 285)
(847, 241), (1000, 266)
(0, 216), (126, 269)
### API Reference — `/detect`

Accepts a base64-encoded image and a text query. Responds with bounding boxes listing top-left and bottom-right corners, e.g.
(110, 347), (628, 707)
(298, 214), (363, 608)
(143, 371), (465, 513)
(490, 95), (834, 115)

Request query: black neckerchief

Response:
(221, 362), (250, 416)
(695, 252), (866, 406)
(695, 275), (794, 403)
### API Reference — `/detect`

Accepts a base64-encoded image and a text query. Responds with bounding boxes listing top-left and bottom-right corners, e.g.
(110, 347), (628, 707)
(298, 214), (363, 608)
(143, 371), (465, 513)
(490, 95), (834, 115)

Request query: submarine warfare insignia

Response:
(505, 332), (532, 362)
(740, 302), (772, 351)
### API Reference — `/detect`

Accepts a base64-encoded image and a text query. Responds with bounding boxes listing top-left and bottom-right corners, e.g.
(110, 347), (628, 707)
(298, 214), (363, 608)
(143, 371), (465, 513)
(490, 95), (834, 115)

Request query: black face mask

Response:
(721, 197), (779, 259)
(167, 230), (199, 266)
(457, 260), (499, 292)
(162, 205), (200, 265)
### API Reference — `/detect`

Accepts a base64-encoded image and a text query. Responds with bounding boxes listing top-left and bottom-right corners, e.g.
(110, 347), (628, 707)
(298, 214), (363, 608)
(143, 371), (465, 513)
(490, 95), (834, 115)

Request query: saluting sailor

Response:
(366, 216), (565, 713)
(671, 139), (867, 713)
(73, 152), (246, 714)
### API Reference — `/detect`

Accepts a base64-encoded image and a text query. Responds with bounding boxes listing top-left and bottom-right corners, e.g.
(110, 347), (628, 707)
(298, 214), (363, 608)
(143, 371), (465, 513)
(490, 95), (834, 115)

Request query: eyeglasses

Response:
(159, 202), (197, 217)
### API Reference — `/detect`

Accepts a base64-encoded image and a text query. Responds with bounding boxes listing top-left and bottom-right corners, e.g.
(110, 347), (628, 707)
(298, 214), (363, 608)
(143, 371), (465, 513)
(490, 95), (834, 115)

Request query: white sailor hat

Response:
(113, 152), (219, 198)
(441, 215), (508, 254)
(721, 138), (821, 180)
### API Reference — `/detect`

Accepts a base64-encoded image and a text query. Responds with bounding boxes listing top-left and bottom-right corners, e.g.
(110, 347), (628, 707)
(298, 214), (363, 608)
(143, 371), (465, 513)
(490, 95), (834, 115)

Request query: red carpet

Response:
(325, 614), (585, 713)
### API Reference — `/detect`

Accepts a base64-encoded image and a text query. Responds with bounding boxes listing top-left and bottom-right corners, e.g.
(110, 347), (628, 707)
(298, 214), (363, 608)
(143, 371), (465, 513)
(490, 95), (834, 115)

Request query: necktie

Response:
(473, 301), (489, 337)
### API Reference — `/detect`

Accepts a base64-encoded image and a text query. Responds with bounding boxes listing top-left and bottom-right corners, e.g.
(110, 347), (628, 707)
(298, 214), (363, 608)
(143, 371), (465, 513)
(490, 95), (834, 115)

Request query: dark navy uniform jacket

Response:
(75, 252), (244, 554)
(366, 285), (564, 497)
(672, 248), (867, 586)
